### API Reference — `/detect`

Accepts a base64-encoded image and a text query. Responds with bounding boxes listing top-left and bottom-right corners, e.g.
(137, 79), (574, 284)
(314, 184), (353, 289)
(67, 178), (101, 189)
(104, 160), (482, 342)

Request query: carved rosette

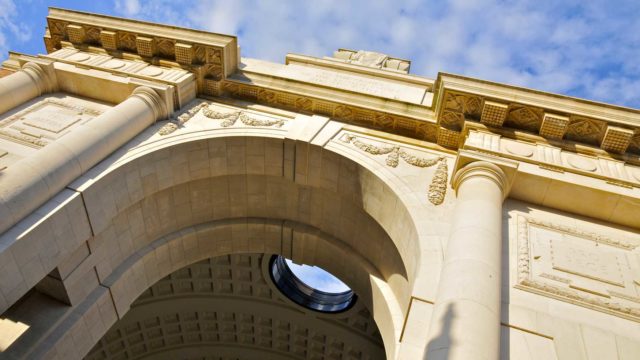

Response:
(565, 116), (607, 145)
(340, 134), (448, 205)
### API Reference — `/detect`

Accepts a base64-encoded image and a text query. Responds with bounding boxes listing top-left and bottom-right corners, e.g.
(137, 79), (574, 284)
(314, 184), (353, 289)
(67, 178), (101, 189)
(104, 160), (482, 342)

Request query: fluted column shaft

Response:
(0, 62), (56, 115)
(0, 86), (168, 235)
(426, 161), (509, 360)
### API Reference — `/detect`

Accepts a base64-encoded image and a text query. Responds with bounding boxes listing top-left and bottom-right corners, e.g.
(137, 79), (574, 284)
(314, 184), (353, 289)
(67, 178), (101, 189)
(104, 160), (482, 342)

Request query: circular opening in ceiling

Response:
(269, 255), (356, 313)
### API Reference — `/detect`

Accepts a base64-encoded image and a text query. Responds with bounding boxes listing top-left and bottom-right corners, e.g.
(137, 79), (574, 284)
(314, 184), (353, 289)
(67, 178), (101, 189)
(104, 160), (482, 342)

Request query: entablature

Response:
(44, 7), (238, 97)
(457, 131), (640, 229)
(434, 73), (640, 156)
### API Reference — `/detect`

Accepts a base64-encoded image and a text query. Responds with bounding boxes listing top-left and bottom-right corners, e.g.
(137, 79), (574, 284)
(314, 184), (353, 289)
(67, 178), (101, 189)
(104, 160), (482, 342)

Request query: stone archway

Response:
(10, 129), (435, 359)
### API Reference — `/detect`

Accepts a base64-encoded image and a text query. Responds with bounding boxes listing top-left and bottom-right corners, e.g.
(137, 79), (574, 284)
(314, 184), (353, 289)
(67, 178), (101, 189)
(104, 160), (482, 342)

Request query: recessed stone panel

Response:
(516, 216), (640, 322)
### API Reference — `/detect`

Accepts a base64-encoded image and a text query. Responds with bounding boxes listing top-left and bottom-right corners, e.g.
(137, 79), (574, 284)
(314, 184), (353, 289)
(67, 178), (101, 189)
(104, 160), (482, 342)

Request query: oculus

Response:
(270, 255), (356, 313)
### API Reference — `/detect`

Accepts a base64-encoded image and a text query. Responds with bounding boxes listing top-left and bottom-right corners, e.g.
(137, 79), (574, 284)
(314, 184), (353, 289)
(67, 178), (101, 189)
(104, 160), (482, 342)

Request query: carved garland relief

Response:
(516, 216), (640, 322)
(340, 134), (448, 205)
(157, 102), (286, 135)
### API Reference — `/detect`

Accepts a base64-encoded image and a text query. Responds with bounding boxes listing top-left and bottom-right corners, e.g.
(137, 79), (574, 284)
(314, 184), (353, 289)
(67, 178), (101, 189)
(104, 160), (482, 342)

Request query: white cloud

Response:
(0, 0), (31, 57)
(114, 0), (141, 16)
(111, 0), (640, 108)
(285, 259), (351, 293)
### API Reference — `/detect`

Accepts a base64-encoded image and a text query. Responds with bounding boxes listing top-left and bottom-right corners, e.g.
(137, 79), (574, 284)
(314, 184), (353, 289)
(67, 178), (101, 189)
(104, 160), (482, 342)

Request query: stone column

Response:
(0, 62), (57, 115)
(0, 86), (168, 235)
(425, 161), (509, 360)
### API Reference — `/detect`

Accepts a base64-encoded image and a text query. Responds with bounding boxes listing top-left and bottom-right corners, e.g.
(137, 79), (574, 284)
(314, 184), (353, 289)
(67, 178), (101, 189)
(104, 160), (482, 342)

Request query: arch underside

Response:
(85, 253), (385, 360)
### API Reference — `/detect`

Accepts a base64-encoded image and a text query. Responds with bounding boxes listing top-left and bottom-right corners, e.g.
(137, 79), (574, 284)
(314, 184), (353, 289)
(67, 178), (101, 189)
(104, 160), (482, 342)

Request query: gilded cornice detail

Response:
(44, 8), (236, 96)
(339, 133), (448, 205)
(435, 74), (640, 156)
(219, 80), (439, 143)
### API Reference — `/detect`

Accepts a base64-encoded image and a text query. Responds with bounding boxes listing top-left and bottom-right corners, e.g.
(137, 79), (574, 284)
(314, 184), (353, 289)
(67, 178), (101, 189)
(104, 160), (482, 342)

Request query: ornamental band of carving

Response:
(340, 134), (448, 205)
(157, 102), (286, 135)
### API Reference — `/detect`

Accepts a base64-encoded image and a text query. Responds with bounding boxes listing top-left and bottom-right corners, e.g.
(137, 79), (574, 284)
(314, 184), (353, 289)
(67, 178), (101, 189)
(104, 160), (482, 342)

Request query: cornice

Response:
(28, 8), (640, 165)
(218, 78), (440, 142)
(285, 53), (435, 90)
(434, 73), (640, 156)
(44, 7), (238, 96)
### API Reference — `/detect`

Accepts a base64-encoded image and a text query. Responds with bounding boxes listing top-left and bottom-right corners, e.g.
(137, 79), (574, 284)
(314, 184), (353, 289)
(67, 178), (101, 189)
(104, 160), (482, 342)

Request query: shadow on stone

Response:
(424, 303), (456, 360)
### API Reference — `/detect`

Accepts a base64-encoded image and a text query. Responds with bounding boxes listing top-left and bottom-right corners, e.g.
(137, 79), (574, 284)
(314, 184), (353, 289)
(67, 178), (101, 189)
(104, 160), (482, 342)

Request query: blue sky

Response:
(285, 259), (351, 293)
(2, 0), (639, 108)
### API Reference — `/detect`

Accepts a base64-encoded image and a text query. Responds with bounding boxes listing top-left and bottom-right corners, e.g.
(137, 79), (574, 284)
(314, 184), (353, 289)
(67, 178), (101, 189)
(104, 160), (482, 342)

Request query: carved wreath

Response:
(340, 134), (448, 205)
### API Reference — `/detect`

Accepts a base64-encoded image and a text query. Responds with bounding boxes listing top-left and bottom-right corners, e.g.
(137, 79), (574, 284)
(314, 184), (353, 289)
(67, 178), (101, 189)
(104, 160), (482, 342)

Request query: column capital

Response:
(452, 161), (509, 193)
(21, 61), (57, 95)
(452, 150), (519, 198)
(131, 86), (169, 121)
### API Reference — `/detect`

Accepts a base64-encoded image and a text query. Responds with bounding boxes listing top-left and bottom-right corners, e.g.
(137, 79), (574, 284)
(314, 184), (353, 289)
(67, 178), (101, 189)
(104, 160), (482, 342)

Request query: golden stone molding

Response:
(463, 129), (640, 190)
(516, 216), (640, 322)
(219, 80), (439, 143)
(339, 133), (448, 205)
(435, 74), (640, 156)
(44, 8), (237, 96)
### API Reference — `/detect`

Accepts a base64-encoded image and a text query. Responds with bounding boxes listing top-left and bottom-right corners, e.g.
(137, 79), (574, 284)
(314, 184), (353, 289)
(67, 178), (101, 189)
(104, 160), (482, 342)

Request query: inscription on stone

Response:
(517, 217), (640, 322)
(285, 63), (427, 103)
(22, 105), (81, 133)
(550, 239), (623, 286)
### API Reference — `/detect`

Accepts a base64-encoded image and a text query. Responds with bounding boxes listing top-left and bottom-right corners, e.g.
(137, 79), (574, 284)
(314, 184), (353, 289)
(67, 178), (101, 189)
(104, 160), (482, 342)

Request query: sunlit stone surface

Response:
(0, 7), (639, 360)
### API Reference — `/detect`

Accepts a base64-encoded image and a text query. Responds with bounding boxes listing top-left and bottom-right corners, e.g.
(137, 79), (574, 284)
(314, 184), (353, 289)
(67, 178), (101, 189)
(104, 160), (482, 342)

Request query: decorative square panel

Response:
(516, 216), (640, 322)
(66, 24), (85, 43)
(480, 101), (509, 126)
(539, 113), (569, 139)
(136, 36), (155, 57)
(100, 30), (118, 50)
(175, 43), (193, 65)
(437, 127), (460, 148)
(601, 126), (633, 154)
(202, 78), (220, 96)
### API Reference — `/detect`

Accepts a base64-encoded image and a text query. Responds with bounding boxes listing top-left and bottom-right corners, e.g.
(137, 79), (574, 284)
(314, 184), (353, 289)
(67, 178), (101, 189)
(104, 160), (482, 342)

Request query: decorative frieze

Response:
(565, 116), (606, 145)
(201, 107), (285, 128)
(157, 102), (286, 135)
(45, 9), (235, 97)
(505, 105), (543, 132)
(437, 81), (640, 156)
(340, 134), (448, 205)
(220, 80), (439, 143)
